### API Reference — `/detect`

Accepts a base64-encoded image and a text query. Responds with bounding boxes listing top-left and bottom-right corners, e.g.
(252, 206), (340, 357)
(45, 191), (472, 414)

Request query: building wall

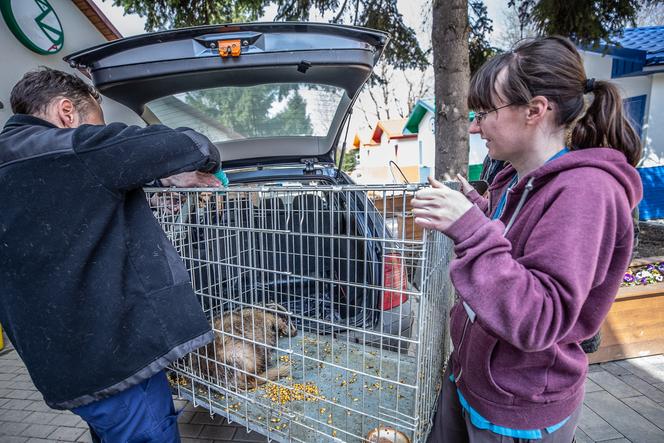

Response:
(356, 133), (419, 184)
(418, 112), (436, 167)
(581, 50), (614, 81)
(416, 109), (487, 170)
(392, 137), (418, 167)
(0, 0), (143, 127)
(645, 73), (664, 166)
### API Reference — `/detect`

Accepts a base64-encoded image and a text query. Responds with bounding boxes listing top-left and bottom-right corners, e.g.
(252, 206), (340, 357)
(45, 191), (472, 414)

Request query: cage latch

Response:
(301, 158), (316, 173)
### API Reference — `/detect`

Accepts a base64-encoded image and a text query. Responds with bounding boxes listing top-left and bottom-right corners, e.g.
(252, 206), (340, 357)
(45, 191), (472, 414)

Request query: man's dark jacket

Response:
(0, 115), (219, 409)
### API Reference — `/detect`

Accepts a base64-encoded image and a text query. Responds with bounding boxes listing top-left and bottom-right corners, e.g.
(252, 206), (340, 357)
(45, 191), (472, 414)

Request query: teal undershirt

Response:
(466, 147), (570, 439)
(451, 375), (570, 439)
(492, 148), (569, 221)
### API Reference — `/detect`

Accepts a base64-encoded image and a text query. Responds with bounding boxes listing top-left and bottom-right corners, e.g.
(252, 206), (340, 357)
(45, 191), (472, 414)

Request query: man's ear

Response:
(54, 98), (79, 128)
(525, 95), (550, 125)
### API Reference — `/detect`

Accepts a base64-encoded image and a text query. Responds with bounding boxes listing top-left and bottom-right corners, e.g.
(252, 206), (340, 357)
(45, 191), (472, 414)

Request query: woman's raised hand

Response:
(411, 176), (473, 232)
(456, 173), (476, 196)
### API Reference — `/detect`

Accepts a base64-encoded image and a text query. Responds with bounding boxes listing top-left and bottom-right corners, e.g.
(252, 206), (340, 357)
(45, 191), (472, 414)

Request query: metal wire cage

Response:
(146, 183), (455, 443)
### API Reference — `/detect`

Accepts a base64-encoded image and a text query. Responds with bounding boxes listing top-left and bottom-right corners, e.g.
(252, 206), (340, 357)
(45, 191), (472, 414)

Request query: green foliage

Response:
(270, 92), (313, 136)
(468, 1), (501, 74)
(356, 0), (428, 71)
(340, 149), (358, 173)
(110, 0), (263, 29)
(508, 0), (659, 47)
(108, 0), (427, 71)
(185, 85), (313, 138)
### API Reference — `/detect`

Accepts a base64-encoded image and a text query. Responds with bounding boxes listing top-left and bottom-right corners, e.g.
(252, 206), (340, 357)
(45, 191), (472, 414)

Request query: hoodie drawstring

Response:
(503, 177), (535, 235)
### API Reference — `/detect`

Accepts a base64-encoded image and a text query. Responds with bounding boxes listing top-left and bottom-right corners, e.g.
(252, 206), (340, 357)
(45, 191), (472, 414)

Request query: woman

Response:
(412, 36), (642, 442)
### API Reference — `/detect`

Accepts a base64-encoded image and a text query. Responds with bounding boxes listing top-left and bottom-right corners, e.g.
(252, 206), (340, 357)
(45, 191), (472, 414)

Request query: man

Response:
(0, 67), (221, 441)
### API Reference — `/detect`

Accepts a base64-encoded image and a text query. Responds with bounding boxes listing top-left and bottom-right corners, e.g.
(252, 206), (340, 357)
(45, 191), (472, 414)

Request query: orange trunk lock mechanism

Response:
(217, 39), (241, 57)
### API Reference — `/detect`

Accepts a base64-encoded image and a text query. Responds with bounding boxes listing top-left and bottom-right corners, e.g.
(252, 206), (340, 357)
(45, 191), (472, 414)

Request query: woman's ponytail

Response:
(571, 80), (642, 167)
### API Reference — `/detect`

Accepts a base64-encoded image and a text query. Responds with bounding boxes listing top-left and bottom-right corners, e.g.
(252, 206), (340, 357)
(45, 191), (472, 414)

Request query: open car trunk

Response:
(64, 23), (388, 167)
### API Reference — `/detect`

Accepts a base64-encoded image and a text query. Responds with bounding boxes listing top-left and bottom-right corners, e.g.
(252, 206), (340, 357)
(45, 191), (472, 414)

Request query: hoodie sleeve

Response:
(465, 189), (489, 214)
(71, 123), (220, 193)
(444, 177), (632, 352)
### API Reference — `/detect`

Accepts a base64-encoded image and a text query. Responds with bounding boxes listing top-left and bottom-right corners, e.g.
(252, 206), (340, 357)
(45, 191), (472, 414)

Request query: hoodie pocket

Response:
(461, 322), (515, 404)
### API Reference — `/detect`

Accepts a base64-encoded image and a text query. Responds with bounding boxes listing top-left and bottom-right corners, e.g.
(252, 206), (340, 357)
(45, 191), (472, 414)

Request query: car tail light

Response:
(382, 253), (408, 310)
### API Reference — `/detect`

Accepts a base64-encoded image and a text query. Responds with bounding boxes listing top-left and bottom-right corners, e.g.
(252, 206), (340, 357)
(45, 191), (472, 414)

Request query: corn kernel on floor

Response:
(170, 331), (420, 443)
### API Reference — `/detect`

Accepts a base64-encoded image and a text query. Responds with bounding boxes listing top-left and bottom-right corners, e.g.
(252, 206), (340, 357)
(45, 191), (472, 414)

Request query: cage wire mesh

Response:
(146, 183), (455, 443)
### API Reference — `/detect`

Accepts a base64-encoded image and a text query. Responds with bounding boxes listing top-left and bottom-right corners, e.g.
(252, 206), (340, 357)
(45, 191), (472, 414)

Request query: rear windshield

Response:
(145, 83), (345, 143)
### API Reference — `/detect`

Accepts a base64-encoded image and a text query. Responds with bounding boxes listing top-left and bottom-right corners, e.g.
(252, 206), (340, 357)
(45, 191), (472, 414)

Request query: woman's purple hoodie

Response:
(445, 148), (642, 429)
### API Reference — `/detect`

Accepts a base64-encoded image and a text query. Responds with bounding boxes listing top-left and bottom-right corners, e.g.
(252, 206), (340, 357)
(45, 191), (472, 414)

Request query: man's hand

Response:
(160, 171), (221, 188)
(411, 176), (473, 232)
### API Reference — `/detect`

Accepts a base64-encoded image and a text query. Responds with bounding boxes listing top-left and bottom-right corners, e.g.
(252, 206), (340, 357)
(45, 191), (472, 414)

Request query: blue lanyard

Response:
(491, 148), (569, 220)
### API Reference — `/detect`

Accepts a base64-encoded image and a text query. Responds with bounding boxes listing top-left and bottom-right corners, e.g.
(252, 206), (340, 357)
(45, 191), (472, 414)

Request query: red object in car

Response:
(382, 253), (408, 310)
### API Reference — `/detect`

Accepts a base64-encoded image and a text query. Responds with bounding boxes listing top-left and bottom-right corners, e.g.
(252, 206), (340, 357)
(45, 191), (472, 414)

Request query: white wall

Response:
(0, 0), (143, 127)
(417, 112), (436, 167)
(392, 137), (418, 166)
(581, 50), (614, 82)
(416, 109), (487, 167)
(644, 73), (664, 166)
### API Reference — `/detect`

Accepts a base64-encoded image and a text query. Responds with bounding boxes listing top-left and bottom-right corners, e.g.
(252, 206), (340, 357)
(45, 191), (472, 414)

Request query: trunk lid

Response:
(65, 23), (388, 167)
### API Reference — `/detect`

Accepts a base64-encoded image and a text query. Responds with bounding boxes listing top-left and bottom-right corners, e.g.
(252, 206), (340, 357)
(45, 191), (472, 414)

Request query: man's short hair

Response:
(10, 67), (101, 116)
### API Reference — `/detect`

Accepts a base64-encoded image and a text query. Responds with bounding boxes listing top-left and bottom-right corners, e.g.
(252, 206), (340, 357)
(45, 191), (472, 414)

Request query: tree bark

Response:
(432, 0), (470, 179)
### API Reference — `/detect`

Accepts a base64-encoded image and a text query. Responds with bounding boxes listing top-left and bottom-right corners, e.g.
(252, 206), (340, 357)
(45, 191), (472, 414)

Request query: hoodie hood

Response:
(490, 147), (642, 210)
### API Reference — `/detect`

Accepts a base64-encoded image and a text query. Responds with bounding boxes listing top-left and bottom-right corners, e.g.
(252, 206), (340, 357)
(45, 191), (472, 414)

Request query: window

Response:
(623, 95), (647, 139)
(146, 83), (345, 143)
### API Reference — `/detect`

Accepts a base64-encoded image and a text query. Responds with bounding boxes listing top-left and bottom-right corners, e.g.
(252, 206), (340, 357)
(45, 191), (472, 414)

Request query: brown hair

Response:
(468, 36), (642, 167)
(10, 67), (101, 118)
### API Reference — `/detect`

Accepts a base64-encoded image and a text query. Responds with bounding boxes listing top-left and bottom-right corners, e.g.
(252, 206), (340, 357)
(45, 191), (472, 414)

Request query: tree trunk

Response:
(432, 0), (470, 179)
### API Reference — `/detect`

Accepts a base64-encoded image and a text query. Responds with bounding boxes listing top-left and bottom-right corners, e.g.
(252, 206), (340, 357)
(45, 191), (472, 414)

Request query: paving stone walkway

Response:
(1, 343), (662, 442)
(0, 344), (265, 443)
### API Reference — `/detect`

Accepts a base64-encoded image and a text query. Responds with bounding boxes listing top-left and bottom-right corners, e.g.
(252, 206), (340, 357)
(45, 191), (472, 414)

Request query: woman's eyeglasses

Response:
(473, 103), (516, 124)
(473, 102), (552, 124)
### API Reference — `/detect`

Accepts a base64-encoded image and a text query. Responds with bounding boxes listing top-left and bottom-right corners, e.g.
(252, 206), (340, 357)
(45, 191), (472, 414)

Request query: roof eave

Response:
(403, 99), (435, 134)
(71, 0), (122, 41)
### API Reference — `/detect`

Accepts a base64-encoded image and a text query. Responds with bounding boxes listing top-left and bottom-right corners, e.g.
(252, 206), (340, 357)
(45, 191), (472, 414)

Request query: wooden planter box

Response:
(589, 263), (664, 364)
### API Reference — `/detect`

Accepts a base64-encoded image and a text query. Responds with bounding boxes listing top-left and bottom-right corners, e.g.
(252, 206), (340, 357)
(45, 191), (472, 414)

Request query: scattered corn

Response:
(263, 382), (320, 405)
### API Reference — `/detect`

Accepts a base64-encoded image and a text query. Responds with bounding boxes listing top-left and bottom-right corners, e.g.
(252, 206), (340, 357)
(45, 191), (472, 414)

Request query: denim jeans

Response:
(72, 371), (180, 443)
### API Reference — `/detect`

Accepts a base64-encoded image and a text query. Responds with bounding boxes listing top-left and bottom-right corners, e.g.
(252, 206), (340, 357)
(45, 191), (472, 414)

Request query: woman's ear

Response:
(525, 95), (550, 125)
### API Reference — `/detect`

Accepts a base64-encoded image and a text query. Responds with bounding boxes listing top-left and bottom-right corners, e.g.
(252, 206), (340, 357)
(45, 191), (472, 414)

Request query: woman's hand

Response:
(412, 176), (473, 232)
(456, 173), (475, 196)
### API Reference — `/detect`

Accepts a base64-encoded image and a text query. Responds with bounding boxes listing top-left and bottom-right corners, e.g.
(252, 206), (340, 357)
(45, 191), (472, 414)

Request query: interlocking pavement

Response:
(0, 341), (266, 443)
(2, 337), (664, 442)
